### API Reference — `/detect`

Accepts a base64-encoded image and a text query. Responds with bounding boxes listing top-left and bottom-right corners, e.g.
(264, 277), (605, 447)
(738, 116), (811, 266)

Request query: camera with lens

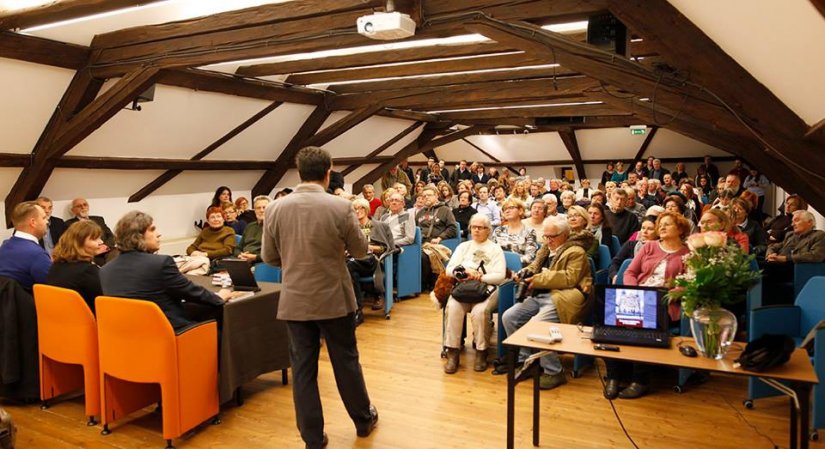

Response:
(453, 265), (469, 280)
(515, 268), (534, 302)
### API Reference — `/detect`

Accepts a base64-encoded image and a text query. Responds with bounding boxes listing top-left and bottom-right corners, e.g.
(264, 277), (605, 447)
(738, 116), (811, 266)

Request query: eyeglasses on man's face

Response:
(542, 232), (563, 240)
(470, 225), (489, 231)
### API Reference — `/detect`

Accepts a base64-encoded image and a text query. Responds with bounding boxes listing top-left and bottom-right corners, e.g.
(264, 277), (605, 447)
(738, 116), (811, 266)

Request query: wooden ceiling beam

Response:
(804, 118), (825, 146)
(330, 76), (598, 111)
(328, 65), (577, 94)
(608, 0), (825, 211)
(157, 69), (324, 106)
(89, 0), (608, 78)
(0, 0), (167, 30)
(0, 30), (88, 69)
(558, 129), (586, 180)
(129, 100), (284, 202)
(53, 155), (392, 170)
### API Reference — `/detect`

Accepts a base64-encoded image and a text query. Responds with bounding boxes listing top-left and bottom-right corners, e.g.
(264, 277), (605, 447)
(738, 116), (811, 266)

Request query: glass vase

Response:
(689, 306), (738, 360)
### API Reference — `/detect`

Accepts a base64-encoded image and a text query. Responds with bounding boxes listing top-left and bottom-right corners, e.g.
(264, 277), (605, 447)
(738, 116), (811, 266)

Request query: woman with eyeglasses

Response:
(730, 197), (767, 256)
(566, 205), (598, 258)
(604, 211), (690, 400)
(442, 214), (506, 374)
(492, 198), (538, 267)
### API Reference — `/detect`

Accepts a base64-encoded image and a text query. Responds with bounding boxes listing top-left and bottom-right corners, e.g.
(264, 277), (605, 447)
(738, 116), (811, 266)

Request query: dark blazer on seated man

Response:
(39, 216), (66, 254)
(100, 251), (225, 331)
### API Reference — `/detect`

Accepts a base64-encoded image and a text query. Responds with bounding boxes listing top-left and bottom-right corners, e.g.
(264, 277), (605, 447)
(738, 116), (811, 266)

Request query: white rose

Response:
(687, 233), (707, 250)
(703, 231), (728, 248)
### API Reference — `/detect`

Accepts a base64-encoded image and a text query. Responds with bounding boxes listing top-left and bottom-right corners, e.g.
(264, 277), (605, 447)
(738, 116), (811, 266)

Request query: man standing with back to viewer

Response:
(262, 146), (378, 449)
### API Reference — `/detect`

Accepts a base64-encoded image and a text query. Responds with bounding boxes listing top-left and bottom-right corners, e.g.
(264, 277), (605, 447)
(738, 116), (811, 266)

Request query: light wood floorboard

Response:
(3, 294), (821, 448)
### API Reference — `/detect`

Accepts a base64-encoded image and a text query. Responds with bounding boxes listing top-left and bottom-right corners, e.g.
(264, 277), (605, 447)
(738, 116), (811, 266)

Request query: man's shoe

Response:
(603, 378), (620, 400)
(356, 405), (379, 437)
(618, 382), (648, 399)
(371, 298), (384, 310)
(444, 348), (460, 374)
(306, 432), (328, 449)
(474, 349), (488, 372)
(354, 309), (364, 326)
(539, 372), (567, 390)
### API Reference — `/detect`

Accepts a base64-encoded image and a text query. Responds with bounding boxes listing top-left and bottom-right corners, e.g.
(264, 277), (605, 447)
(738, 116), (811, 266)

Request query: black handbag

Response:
(735, 334), (795, 372)
(450, 261), (497, 304)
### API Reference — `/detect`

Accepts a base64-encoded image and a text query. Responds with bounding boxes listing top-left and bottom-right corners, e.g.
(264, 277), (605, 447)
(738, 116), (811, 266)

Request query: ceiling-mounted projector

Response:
(357, 11), (416, 40)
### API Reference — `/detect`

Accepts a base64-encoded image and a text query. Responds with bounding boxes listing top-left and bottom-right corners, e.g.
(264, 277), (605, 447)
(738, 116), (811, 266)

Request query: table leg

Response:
(798, 383), (811, 449)
(533, 362), (540, 446)
(507, 348), (515, 449)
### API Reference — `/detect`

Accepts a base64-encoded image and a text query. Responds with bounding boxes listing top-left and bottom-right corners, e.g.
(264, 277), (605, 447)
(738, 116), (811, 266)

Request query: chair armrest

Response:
(749, 305), (801, 340)
(377, 246), (402, 263)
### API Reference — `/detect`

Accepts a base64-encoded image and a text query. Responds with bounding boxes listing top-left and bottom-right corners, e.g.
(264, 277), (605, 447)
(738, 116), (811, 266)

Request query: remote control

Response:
(527, 334), (557, 344)
(549, 326), (563, 342)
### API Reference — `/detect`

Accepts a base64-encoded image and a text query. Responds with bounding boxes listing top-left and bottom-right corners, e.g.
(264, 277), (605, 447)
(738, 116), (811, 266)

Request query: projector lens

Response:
(364, 22), (374, 32)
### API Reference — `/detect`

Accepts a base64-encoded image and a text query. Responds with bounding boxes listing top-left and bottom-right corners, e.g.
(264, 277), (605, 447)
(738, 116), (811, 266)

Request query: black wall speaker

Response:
(587, 13), (628, 57)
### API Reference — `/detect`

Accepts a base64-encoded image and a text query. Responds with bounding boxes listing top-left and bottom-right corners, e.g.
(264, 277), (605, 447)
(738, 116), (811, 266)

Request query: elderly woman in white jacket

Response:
(443, 213), (506, 375)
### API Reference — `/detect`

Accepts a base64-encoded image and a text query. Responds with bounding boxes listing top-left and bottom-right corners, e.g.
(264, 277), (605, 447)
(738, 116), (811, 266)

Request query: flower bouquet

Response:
(666, 231), (760, 358)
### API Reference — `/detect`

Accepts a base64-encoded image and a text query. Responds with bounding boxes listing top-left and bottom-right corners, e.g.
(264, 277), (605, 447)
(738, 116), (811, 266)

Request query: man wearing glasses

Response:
(496, 216), (593, 390)
(416, 186), (457, 290)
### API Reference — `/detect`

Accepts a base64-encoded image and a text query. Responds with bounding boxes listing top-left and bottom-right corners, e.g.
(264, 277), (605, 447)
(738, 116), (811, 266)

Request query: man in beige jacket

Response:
(262, 146), (378, 449)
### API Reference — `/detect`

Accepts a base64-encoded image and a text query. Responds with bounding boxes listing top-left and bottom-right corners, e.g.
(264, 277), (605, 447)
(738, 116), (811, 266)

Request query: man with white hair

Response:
(496, 215), (593, 390)
(541, 194), (560, 216)
(763, 210), (825, 305)
(624, 187), (646, 222)
(65, 197), (116, 264)
(234, 195), (271, 263)
(381, 192), (416, 247)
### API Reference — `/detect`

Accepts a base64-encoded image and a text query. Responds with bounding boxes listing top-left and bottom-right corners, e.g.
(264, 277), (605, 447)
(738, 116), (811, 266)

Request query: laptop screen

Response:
(600, 286), (665, 330)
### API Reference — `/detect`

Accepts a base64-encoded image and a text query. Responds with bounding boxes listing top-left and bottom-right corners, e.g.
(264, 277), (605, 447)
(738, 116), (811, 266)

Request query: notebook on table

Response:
(591, 285), (670, 348)
(221, 259), (261, 292)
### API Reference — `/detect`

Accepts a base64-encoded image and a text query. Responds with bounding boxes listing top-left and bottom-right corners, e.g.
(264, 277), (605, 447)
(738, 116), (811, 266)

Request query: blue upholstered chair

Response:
(396, 227), (422, 298)
(496, 251), (526, 358)
(571, 258), (598, 377)
(595, 244), (611, 285)
(441, 222), (462, 254)
(254, 263), (281, 283)
(745, 277), (825, 440)
(614, 259), (632, 285)
(795, 263), (825, 299)
(357, 249), (398, 319)
(610, 235), (622, 257)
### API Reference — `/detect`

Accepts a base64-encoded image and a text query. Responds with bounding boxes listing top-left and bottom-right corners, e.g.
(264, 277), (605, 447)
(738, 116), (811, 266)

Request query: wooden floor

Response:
(3, 294), (821, 449)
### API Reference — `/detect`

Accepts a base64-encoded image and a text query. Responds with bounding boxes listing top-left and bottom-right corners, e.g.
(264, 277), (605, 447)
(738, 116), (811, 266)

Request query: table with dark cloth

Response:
(188, 276), (290, 404)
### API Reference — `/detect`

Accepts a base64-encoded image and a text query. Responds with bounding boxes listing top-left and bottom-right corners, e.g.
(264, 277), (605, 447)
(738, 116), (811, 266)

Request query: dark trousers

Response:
(347, 256), (378, 309)
(762, 262), (795, 306)
(287, 315), (372, 449)
(605, 360), (651, 385)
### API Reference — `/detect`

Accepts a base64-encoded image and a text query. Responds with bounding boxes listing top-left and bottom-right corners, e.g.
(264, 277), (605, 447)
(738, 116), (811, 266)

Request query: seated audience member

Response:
(725, 173), (743, 197)
(381, 165), (412, 198)
(472, 185), (501, 227)
(647, 178), (666, 205)
(696, 175), (712, 203)
(234, 196), (256, 223)
(209, 186), (232, 212)
(413, 180), (426, 199)
(765, 194), (806, 244)
(101, 211), (230, 331)
(438, 181), (458, 209)
(493, 198), (538, 266)
(542, 194), (560, 216)
(0, 202), (51, 292)
(416, 186), (458, 289)
(373, 189), (394, 220)
(186, 206), (236, 266)
(394, 182), (414, 208)
(530, 183), (544, 202)
(730, 198), (766, 256)
(601, 162), (615, 187)
(566, 205), (598, 258)
(348, 199), (394, 325)
(234, 195), (271, 263)
(678, 181), (702, 223)
(65, 197), (116, 265)
(35, 196), (65, 257)
(662, 173), (677, 193)
(672, 162), (689, 183)
(451, 159), (473, 186)
(743, 168), (769, 216)
(327, 170), (345, 195)
(604, 212), (690, 399)
(604, 181), (617, 197)
(590, 190), (606, 206)
(498, 216), (593, 389)
(361, 184), (382, 217)
(611, 161), (628, 183)
(608, 216), (658, 282)
(522, 199), (548, 236)
(451, 191), (477, 240)
(557, 191), (576, 215)
(575, 178), (593, 201)
(510, 179), (531, 204)
(624, 187), (646, 223)
(633, 160), (649, 179)
(763, 211), (825, 305)
(492, 185), (507, 205)
(649, 158), (670, 183)
(46, 220), (103, 314)
(588, 202), (614, 250)
(472, 164), (489, 185)
(381, 192), (417, 247)
(222, 202), (246, 235)
(605, 189), (641, 244)
(699, 208), (749, 252)
(664, 195), (695, 234)
(442, 214), (506, 374)
(273, 188), (292, 200)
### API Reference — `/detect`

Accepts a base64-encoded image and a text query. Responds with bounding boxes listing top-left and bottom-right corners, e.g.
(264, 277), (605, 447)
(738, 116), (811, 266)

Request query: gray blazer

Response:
(262, 183), (367, 321)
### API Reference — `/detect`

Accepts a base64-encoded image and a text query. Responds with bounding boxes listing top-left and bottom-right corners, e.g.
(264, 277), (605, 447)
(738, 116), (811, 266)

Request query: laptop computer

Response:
(221, 259), (261, 292)
(591, 285), (670, 348)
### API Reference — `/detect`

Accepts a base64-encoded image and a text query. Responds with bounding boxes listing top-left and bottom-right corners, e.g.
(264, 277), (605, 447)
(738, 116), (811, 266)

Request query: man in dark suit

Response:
(65, 197), (116, 264)
(99, 211), (230, 331)
(451, 159), (473, 187)
(35, 196), (65, 257)
(262, 146), (378, 449)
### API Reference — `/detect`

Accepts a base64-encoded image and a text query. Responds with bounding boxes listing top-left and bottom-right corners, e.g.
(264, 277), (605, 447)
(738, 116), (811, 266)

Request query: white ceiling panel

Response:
(576, 128), (649, 160)
(646, 128), (726, 158)
(204, 103), (316, 160)
(42, 168), (164, 201)
(152, 170), (264, 196)
(274, 168), (301, 191)
(68, 85), (273, 158)
(669, 0), (825, 125)
(436, 140), (495, 163)
(464, 132), (569, 162)
(376, 126), (425, 157)
(0, 168), (23, 201)
(0, 58), (73, 153)
(325, 115), (418, 158)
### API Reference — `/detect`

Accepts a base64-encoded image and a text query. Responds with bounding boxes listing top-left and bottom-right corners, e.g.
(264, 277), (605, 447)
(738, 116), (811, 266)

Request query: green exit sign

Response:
(631, 128), (646, 135)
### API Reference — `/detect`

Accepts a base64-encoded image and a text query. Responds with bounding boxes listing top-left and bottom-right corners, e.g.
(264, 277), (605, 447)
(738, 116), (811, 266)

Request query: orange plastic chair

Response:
(95, 296), (219, 449)
(32, 284), (100, 426)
